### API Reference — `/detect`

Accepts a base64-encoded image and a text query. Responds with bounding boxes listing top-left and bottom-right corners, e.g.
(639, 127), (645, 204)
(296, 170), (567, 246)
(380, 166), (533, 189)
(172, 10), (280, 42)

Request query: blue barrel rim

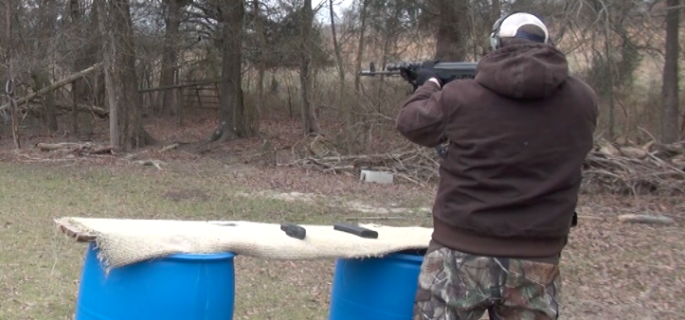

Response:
(163, 251), (237, 261)
(87, 242), (236, 261)
(377, 248), (426, 263)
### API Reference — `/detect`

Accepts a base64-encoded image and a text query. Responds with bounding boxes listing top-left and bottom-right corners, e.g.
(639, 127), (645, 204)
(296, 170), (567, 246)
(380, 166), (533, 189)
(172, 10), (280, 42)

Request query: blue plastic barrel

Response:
(328, 249), (426, 320)
(75, 242), (236, 320)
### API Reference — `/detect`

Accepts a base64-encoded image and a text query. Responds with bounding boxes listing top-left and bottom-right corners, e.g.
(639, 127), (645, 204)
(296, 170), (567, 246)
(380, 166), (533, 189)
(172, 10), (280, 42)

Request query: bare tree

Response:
(661, 0), (680, 143)
(69, 0), (83, 134)
(226, 0), (252, 137)
(329, 0), (354, 142)
(353, 0), (371, 94)
(4, 0), (19, 148)
(300, 0), (321, 135)
(33, 0), (58, 133)
(98, 0), (156, 150)
(211, 0), (246, 141)
(431, 0), (469, 60)
(252, 0), (266, 134)
(0, 0), (678, 158)
(157, 0), (190, 117)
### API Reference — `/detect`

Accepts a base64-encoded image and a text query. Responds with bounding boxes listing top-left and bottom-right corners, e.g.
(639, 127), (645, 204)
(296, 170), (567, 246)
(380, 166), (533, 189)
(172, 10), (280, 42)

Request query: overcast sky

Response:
(314, 0), (355, 24)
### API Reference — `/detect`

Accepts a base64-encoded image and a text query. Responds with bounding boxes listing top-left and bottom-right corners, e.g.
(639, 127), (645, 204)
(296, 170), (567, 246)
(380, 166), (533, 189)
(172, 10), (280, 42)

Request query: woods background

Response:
(0, 0), (682, 189)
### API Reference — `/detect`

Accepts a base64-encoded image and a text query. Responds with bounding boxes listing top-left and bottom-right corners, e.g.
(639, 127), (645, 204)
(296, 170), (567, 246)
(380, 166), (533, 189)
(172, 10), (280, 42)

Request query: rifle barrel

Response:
(386, 61), (478, 71)
(359, 70), (402, 76)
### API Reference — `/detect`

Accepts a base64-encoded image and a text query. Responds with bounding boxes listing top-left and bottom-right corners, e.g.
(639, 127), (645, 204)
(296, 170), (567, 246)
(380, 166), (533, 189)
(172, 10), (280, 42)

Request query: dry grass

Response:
(0, 144), (683, 320)
(0, 153), (432, 320)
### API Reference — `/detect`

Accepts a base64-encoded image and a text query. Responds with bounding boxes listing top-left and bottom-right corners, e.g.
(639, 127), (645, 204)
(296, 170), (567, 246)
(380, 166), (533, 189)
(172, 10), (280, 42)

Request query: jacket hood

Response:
(475, 42), (569, 100)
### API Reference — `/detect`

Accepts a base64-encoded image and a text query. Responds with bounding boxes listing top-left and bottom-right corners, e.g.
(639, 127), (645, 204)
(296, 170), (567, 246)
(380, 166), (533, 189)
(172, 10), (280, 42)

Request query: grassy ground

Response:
(0, 155), (683, 320)
(0, 156), (431, 320)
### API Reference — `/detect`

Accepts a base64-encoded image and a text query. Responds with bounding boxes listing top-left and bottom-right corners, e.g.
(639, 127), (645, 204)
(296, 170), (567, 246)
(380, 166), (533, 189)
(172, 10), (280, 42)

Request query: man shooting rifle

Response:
(396, 12), (599, 320)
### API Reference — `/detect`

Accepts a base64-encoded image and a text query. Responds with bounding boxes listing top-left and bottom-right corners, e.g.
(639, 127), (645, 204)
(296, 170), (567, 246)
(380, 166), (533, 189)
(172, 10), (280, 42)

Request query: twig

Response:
(159, 143), (179, 152)
(137, 159), (164, 170)
(618, 214), (675, 225)
(577, 215), (607, 221)
(345, 216), (413, 221)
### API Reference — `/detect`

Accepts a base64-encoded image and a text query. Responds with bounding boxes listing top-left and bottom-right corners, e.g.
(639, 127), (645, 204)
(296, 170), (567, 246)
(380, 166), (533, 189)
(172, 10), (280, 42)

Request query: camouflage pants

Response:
(413, 246), (561, 320)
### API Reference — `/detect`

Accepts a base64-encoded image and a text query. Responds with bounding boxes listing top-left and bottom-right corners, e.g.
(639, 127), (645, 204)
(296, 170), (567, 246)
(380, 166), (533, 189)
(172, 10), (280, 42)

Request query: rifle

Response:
(360, 60), (479, 159)
(360, 61), (478, 91)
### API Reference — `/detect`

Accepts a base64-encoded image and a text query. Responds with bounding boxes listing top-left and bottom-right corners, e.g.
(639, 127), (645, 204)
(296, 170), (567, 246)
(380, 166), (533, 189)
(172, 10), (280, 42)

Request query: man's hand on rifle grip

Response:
(415, 69), (441, 88)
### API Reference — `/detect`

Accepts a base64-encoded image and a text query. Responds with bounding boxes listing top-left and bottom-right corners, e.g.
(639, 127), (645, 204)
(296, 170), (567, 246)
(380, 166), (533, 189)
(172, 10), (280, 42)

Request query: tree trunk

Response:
(96, 0), (118, 145)
(38, 0), (57, 133)
(69, 0), (81, 134)
(491, 0), (500, 22)
(661, 0), (680, 143)
(213, 0), (245, 141)
(353, 0), (370, 95)
(31, 70), (57, 133)
(299, 0), (320, 135)
(5, 0), (19, 149)
(329, 0), (352, 146)
(72, 0), (104, 136)
(434, 0), (469, 61)
(157, 0), (182, 117)
(253, 0), (265, 135)
(98, 0), (156, 150)
(91, 5), (107, 112)
(604, 19), (616, 141)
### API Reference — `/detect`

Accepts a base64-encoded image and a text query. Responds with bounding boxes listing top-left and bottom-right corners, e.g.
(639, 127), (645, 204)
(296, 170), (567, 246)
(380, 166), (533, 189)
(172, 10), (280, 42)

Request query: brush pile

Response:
(582, 138), (685, 195)
(283, 145), (441, 184)
(286, 135), (685, 195)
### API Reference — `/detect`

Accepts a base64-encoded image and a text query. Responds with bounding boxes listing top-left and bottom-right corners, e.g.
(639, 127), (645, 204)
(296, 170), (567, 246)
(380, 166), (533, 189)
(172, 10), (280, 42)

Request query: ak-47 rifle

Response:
(360, 60), (479, 158)
(360, 60), (478, 91)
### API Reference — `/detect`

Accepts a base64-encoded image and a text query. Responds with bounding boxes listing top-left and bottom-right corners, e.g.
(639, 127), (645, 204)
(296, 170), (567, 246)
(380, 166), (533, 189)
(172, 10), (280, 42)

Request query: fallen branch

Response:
(618, 214), (675, 225)
(13, 63), (103, 107)
(35, 142), (114, 155)
(36, 142), (81, 151)
(91, 146), (115, 155)
(19, 103), (108, 118)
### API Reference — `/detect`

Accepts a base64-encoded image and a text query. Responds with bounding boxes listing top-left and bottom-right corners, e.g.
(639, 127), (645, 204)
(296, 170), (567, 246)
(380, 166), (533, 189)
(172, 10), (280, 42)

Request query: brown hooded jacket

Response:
(396, 42), (598, 260)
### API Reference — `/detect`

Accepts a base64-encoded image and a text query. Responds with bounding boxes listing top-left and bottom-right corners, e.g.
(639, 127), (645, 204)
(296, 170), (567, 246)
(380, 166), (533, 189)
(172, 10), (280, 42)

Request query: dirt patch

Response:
(236, 191), (319, 203)
(235, 190), (431, 215)
(162, 188), (211, 202)
(342, 200), (431, 214)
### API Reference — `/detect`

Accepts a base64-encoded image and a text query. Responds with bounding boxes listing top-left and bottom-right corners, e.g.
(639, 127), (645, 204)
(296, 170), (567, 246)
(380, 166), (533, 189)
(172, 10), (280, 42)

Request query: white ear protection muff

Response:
(489, 11), (519, 51)
(488, 11), (550, 51)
